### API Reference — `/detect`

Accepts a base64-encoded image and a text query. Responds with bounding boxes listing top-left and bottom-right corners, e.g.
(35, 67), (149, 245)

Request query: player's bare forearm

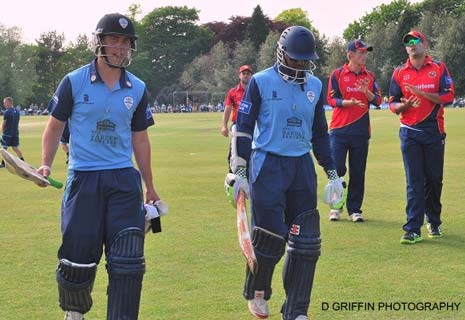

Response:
(41, 116), (65, 167)
(132, 130), (157, 199)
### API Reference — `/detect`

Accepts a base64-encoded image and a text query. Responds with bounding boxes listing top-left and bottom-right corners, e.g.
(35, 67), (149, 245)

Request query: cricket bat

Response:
(236, 189), (258, 274)
(0, 148), (63, 189)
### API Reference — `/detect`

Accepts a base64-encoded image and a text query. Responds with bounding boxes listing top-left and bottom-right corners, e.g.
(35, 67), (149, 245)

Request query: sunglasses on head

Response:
(404, 38), (421, 46)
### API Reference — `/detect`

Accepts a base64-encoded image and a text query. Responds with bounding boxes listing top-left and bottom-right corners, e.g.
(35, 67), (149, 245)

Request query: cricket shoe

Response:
(400, 231), (422, 244)
(248, 291), (269, 319)
(426, 223), (443, 238)
(349, 213), (364, 222)
(329, 209), (341, 221)
(64, 311), (84, 320)
(282, 315), (308, 320)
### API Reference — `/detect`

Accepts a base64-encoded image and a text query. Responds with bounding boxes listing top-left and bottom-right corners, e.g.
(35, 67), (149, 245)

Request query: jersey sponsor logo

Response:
(84, 94), (89, 102)
(287, 117), (302, 127)
(124, 96), (134, 110)
(414, 83), (435, 90)
(290, 224), (300, 235)
(239, 100), (252, 115)
(306, 90), (315, 103)
(92, 120), (118, 147)
(445, 77), (453, 85)
(346, 86), (361, 92)
(96, 119), (116, 132)
(343, 76), (350, 82)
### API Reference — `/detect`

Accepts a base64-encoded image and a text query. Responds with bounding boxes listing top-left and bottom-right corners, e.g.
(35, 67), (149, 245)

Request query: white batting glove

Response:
(144, 200), (168, 233)
(323, 170), (345, 208)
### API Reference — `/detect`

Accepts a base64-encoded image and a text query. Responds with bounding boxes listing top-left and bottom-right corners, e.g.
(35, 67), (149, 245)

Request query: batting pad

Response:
(282, 210), (321, 319)
(243, 227), (286, 300)
(56, 259), (97, 313)
(106, 227), (145, 320)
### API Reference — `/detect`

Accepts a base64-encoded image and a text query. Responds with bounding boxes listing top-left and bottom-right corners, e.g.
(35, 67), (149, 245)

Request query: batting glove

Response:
(224, 166), (249, 208)
(323, 170), (345, 208)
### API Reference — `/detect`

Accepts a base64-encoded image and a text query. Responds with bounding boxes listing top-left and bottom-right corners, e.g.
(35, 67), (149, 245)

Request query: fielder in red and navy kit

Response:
(327, 39), (382, 222)
(389, 31), (455, 244)
(221, 65), (253, 172)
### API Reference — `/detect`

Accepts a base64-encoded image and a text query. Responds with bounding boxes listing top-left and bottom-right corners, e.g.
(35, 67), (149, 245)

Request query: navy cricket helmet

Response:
(277, 26), (319, 83)
(93, 13), (137, 67)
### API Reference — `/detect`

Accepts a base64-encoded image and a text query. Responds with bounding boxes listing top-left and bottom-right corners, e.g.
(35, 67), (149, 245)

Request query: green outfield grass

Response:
(0, 110), (464, 320)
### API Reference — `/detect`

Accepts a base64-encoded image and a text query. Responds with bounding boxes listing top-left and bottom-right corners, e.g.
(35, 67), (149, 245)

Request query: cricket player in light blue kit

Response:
(38, 13), (163, 320)
(226, 26), (344, 320)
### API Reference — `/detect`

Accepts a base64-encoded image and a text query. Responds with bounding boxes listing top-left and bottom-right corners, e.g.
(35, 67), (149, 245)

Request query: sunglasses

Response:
(404, 38), (421, 46)
(241, 71), (252, 75)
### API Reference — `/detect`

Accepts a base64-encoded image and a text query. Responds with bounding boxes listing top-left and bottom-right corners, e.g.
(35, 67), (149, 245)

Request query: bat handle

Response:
(47, 176), (63, 189)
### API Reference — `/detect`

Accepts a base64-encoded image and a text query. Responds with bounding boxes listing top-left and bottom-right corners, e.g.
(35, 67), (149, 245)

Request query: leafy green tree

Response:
(274, 8), (312, 30)
(137, 6), (214, 97)
(231, 39), (256, 72)
(274, 8), (328, 77)
(245, 5), (269, 49)
(180, 41), (233, 93)
(33, 31), (66, 104)
(321, 37), (346, 77)
(11, 44), (38, 106)
(429, 16), (465, 95)
(420, 0), (465, 17)
(256, 32), (279, 72)
(0, 25), (22, 103)
(59, 34), (94, 75)
(343, 0), (421, 40)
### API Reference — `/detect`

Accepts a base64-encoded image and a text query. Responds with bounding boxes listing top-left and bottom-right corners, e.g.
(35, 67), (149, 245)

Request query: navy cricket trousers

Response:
(330, 133), (369, 215)
(400, 127), (445, 234)
(58, 167), (144, 264)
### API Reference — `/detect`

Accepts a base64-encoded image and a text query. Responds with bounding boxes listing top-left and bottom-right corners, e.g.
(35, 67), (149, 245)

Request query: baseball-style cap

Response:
(402, 30), (426, 43)
(347, 39), (373, 52)
(239, 65), (253, 73)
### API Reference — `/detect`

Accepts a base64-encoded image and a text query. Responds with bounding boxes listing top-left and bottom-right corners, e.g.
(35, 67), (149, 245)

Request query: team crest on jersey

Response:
(124, 96), (134, 110)
(403, 74), (410, 81)
(429, 71), (437, 78)
(119, 18), (129, 29)
(306, 91), (315, 103)
(290, 224), (300, 235)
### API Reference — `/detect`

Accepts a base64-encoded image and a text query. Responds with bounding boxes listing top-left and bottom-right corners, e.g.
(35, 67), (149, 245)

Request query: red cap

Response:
(402, 31), (426, 43)
(239, 65), (253, 73)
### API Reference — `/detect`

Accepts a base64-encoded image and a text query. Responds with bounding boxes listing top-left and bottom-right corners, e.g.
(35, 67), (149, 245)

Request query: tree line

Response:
(0, 0), (463, 108)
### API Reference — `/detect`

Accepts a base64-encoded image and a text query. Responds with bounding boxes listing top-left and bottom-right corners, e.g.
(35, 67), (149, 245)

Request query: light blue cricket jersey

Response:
(236, 66), (328, 182)
(49, 60), (152, 171)
(239, 66), (322, 156)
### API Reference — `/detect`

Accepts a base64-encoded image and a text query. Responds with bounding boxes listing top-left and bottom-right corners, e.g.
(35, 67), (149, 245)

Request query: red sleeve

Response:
(224, 89), (234, 107)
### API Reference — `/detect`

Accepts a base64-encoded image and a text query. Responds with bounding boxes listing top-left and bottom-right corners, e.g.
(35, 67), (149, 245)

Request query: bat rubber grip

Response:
(47, 176), (63, 189)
